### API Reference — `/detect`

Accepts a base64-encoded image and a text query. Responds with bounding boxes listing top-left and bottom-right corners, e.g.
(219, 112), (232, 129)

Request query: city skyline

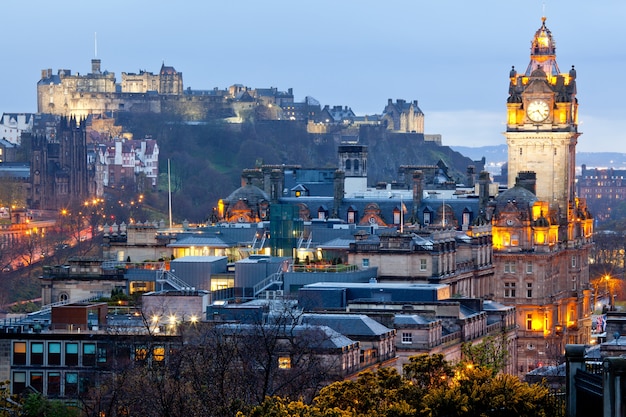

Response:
(1, 1), (625, 152)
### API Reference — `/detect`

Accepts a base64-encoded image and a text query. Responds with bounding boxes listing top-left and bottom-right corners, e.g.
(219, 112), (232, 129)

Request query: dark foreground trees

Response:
(244, 353), (563, 417)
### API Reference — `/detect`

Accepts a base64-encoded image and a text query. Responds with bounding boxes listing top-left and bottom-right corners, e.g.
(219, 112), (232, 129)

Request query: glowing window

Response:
(153, 346), (165, 362)
(278, 356), (291, 369)
(13, 342), (26, 365)
(135, 347), (148, 361)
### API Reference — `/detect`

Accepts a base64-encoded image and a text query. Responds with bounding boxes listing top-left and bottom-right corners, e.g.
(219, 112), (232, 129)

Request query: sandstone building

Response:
(491, 17), (594, 374)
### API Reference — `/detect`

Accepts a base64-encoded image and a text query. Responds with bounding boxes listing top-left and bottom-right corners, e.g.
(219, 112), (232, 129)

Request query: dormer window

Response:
(423, 208), (433, 225)
(393, 207), (401, 225)
(317, 205), (328, 220)
(347, 205), (358, 224)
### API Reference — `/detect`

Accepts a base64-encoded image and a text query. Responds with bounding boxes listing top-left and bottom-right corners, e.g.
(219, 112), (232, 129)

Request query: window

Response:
(97, 346), (107, 365)
(48, 342), (61, 365)
(423, 211), (431, 225)
(45, 372), (60, 397)
(362, 259), (369, 268)
(65, 373), (78, 396)
(526, 262), (533, 274)
(420, 259), (427, 271)
(66, 343), (78, 366)
(504, 261), (516, 274)
(153, 346), (165, 362)
(30, 372), (44, 393)
(135, 347), (148, 361)
(401, 332), (413, 344)
(504, 282), (516, 298)
(393, 209), (401, 225)
(13, 342), (26, 365)
(30, 342), (44, 365)
(278, 356), (291, 369)
(347, 211), (355, 224)
(571, 255), (577, 268)
(462, 211), (470, 226)
(526, 313), (533, 331)
(526, 282), (533, 298)
(83, 343), (96, 366)
(13, 372), (26, 395)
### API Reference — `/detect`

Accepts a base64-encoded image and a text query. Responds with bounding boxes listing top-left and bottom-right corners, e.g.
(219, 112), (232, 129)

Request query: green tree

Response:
(402, 353), (454, 391)
(423, 367), (562, 417)
(313, 367), (414, 417)
(22, 393), (80, 417)
(246, 354), (561, 417)
(460, 334), (510, 375)
(0, 380), (21, 417)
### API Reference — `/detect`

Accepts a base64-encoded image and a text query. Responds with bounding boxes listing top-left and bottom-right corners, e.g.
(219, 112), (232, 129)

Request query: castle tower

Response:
(504, 17), (579, 225)
(338, 144), (367, 196)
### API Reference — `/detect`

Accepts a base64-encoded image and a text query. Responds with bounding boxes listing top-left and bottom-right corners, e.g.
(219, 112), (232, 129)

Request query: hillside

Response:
(115, 113), (478, 221)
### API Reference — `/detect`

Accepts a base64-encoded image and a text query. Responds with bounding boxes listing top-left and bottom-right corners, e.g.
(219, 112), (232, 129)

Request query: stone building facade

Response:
(492, 17), (594, 375)
(27, 116), (93, 210)
(576, 165), (626, 223)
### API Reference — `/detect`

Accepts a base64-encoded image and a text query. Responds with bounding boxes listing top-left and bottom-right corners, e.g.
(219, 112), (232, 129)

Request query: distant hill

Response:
(452, 144), (626, 170)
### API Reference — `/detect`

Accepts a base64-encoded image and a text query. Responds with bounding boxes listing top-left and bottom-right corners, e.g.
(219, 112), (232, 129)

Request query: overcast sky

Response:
(0, 1), (624, 152)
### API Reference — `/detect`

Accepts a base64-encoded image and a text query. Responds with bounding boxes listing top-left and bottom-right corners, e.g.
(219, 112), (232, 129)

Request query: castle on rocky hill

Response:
(36, 59), (427, 137)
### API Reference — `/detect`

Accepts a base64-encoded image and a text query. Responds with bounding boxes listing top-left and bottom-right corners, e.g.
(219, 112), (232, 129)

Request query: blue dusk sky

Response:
(0, 1), (624, 152)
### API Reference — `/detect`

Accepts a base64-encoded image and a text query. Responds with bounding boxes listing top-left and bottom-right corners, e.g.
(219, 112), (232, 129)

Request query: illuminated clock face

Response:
(527, 100), (550, 122)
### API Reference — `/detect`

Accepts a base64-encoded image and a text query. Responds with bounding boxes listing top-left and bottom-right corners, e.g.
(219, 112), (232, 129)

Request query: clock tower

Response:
(505, 17), (579, 225)
(493, 17), (594, 376)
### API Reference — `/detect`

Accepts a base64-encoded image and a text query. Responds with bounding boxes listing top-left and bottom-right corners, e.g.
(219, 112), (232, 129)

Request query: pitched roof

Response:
(301, 313), (393, 337)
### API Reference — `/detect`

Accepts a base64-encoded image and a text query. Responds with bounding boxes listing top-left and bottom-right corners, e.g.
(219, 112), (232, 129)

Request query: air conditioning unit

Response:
(275, 290), (284, 296)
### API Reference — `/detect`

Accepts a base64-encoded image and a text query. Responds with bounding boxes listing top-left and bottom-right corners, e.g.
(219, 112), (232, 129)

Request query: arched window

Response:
(345, 159), (351, 170)
(354, 159), (359, 171)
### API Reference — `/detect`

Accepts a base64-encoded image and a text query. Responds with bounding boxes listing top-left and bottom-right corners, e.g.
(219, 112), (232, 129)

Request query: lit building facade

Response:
(493, 17), (594, 374)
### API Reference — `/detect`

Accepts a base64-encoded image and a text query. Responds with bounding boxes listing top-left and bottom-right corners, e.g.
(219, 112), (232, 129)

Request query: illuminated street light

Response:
(605, 275), (613, 311)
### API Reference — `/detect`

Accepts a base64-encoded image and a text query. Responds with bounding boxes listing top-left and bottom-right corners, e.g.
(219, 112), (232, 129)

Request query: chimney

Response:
(466, 165), (476, 187)
(412, 170), (423, 218)
(333, 170), (345, 218)
(270, 169), (283, 203)
(516, 171), (536, 195)
(478, 171), (491, 212)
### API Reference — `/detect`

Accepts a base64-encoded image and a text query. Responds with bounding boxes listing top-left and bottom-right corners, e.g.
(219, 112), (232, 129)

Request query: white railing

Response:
(156, 268), (192, 291)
